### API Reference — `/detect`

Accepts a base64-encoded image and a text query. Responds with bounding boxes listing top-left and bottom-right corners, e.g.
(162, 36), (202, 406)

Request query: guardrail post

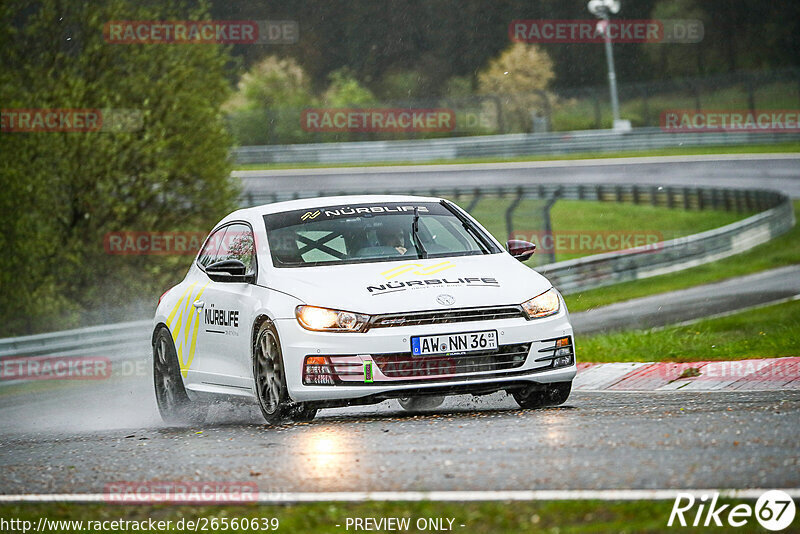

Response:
(696, 187), (704, 210)
(682, 187), (690, 210)
(667, 187), (675, 209)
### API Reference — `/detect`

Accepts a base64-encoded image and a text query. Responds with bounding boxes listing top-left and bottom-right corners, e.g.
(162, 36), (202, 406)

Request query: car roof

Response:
(222, 194), (444, 224)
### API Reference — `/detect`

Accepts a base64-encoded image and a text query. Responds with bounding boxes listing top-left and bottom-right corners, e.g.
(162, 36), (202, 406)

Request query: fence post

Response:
(466, 189), (483, 213)
(641, 84), (651, 126)
(747, 77), (756, 112)
(592, 90), (602, 129)
(505, 188), (525, 241)
(541, 192), (560, 265)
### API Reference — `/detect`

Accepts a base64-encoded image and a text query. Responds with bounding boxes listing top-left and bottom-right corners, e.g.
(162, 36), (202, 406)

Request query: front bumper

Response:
(275, 305), (576, 403)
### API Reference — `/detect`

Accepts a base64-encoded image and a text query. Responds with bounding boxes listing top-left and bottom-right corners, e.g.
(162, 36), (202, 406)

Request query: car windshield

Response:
(263, 201), (499, 267)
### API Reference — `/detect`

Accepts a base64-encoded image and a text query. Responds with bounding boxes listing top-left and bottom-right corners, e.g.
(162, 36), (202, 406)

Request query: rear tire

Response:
(153, 327), (207, 425)
(398, 395), (445, 411)
(512, 381), (572, 409)
(253, 322), (291, 425)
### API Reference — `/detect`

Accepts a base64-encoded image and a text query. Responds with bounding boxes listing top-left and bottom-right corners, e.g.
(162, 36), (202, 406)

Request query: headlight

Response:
(521, 288), (560, 319)
(295, 305), (371, 332)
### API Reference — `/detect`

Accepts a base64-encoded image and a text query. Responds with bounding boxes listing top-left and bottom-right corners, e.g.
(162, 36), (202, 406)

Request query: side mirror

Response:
(506, 239), (536, 262)
(206, 259), (255, 283)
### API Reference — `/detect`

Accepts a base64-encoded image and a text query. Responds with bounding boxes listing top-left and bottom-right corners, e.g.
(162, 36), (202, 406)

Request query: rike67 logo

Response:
(669, 490), (796, 531)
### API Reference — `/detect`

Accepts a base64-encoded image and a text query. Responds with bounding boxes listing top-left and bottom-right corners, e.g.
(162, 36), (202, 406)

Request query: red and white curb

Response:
(574, 357), (800, 392)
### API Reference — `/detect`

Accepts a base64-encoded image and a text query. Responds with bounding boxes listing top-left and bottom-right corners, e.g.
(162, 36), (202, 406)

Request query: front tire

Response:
(254, 322), (291, 425)
(153, 327), (207, 425)
(512, 381), (572, 409)
(291, 403), (318, 422)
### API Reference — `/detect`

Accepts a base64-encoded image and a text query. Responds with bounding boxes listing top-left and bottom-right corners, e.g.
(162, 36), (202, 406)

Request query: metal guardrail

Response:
(0, 184), (794, 370)
(539, 194), (795, 293)
(233, 127), (800, 165)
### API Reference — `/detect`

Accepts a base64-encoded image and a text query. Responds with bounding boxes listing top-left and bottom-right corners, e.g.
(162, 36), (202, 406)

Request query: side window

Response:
(197, 226), (228, 268)
(217, 223), (256, 274)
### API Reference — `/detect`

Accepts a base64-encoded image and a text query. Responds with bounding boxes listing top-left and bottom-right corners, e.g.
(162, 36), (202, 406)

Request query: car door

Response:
(190, 223), (259, 394)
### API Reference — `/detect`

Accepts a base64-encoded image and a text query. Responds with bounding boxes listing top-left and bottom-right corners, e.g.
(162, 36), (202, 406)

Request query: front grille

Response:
(372, 343), (530, 378)
(369, 305), (526, 329)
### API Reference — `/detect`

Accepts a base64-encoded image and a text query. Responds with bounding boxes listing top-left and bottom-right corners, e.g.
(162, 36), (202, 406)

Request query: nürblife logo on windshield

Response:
(300, 205), (430, 221)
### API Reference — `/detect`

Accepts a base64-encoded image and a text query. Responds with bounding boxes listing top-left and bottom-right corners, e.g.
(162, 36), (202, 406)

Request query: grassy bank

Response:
(579, 299), (800, 363)
(470, 199), (750, 264)
(565, 201), (800, 312)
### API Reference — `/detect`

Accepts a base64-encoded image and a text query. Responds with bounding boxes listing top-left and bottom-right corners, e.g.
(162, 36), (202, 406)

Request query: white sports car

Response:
(152, 195), (576, 424)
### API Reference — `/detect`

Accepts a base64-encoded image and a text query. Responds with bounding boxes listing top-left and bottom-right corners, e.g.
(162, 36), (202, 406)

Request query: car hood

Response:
(265, 253), (553, 314)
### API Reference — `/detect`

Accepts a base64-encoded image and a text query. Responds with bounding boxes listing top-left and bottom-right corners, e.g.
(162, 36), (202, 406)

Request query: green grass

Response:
(0, 500), (769, 533)
(579, 299), (800, 363)
(470, 199), (749, 263)
(233, 141), (800, 171)
(564, 201), (800, 312)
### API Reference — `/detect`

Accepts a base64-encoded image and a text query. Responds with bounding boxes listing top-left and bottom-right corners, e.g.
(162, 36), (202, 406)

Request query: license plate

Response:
(411, 330), (498, 356)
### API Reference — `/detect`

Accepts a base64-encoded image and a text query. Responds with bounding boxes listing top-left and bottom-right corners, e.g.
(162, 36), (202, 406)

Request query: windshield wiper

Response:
(411, 207), (428, 259)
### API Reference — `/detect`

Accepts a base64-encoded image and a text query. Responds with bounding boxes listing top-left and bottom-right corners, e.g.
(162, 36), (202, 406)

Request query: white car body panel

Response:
(153, 194), (577, 405)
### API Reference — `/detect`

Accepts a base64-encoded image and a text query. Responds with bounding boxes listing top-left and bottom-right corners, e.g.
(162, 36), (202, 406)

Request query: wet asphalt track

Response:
(1, 156), (799, 495)
(235, 154), (800, 199)
(1, 376), (799, 494)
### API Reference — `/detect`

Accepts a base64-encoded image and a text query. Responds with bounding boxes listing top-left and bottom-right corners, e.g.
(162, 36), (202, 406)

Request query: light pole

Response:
(588, 0), (630, 131)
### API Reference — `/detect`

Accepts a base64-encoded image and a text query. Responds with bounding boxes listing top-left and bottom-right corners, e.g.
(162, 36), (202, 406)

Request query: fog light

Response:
(303, 356), (335, 385)
(554, 355), (573, 367)
(553, 337), (573, 368)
